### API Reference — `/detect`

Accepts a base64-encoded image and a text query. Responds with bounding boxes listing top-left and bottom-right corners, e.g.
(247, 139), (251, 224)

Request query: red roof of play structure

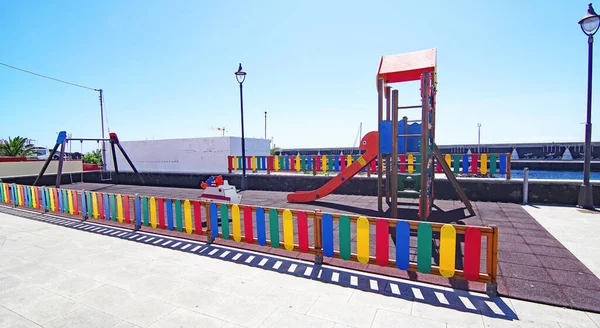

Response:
(377, 48), (436, 83)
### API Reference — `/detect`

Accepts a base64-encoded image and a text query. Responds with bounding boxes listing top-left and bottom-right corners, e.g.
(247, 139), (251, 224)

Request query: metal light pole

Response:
(235, 64), (248, 190)
(578, 3), (600, 209)
(477, 123), (482, 153)
(264, 111), (267, 139)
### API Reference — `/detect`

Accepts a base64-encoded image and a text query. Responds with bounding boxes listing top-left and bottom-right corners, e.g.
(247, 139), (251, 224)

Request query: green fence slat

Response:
(269, 208), (280, 248)
(110, 194), (117, 221)
(453, 155), (460, 174)
(339, 215), (351, 260)
(142, 197), (149, 226)
(87, 192), (93, 217)
(490, 154), (497, 174)
(175, 199), (183, 232)
(415, 155), (421, 173)
(220, 204), (229, 239)
(417, 222), (433, 273)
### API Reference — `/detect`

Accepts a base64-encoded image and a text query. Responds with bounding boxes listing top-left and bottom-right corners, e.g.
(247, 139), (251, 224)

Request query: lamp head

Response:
(235, 63), (247, 83)
(579, 3), (600, 36)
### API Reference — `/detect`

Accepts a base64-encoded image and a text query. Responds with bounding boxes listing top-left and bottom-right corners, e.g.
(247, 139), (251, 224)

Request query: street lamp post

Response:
(477, 123), (482, 153)
(235, 63), (248, 190)
(578, 3), (600, 209)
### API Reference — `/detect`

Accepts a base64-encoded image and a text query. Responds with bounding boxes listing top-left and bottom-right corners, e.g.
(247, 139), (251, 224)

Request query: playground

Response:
(1, 48), (599, 327)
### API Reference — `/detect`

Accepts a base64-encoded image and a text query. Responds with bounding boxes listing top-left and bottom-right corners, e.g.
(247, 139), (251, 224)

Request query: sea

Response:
(509, 169), (600, 181)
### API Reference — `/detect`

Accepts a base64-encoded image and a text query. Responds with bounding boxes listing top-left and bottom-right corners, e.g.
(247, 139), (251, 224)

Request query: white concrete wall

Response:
(0, 160), (83, 178)
(106, 137), (270, 174)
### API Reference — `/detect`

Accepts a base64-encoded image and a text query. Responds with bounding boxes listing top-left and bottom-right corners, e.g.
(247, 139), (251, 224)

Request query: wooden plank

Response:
(183, 200), (192, 234)
(256, 207), (266, 246)
(395, 220), (410, 270)
(283, 209), (294, 251)
(463, 227), (482, 281)
(244, 205), (253, 243)
(232, 204), (242, 242)
(433, 145), (475, 216)
(322, 213), (334, 257)
(376, 219), (389, 266)
(339, 215), (351, 260)
(357, 216), (370, 264)
(417, 222), (432, 273)
(269, 208), (279, 248)
(439, 224), (457, 278)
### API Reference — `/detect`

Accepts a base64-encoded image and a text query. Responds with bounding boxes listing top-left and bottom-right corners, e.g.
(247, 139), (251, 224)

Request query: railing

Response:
(0, 182), (499, 291)
(227, 153), (511, 179)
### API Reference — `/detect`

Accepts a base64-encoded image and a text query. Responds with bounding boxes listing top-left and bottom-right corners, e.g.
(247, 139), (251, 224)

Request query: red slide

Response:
(287, 131), (379, 203)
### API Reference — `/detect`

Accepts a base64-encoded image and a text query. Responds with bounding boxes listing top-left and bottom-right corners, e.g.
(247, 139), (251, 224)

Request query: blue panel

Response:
(166, 199), (174, 231)
(397, 120), (406, 154)
(334, 155), (340, 172)
(285, 156), (290, 171)
(379, 120), (392, 154)
(395, 221), (410, 270)
(12, 185), (17, 205)
(307, 155), (312, 171)
(499, 154), (507, 174)
(462, 154), (469, 174)
(103, 193), (110, 220)
(56, 131), (67, 145)
(25, 187), (30, 207)
(135, 195), (142, 227)
(256, 207), (266, 246)
(210, 202), (219, 238)
(407, 123), (421, 153)
(322, 213), (334, 257)
(80, 190), (86, 218)
(261, 157), (266, 170)
(57, 189), (63, 212)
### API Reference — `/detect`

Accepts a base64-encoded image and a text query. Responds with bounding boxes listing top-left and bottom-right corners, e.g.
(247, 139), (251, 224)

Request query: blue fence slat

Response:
(256, 207), (266, 246)
(322, 213), (334, 257)
(135, 195), (142, 227)
(210, 202), (219, 238)
(499, 153), (507, 174)
(81, 191), (87, 218)
(395, 221), (410, 270)
(166, 199), (174, 231)
(462, 154), (469, 174)
(103, 193), (110, 219)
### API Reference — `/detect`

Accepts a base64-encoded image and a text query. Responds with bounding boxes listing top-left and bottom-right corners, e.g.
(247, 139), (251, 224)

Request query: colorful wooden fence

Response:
(228, 153), (511, 179)
(0, 182), (499, 288)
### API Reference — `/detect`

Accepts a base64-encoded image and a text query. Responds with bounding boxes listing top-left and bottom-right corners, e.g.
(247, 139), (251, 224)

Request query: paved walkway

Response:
(1, 206), (599, 327)
(59, 183), (600, 312)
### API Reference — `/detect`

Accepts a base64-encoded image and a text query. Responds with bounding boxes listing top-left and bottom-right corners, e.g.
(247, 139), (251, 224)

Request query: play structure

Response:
(287, 48), (475, 220)
(32, 131), (144, 188)
(199, 175), (242, 204)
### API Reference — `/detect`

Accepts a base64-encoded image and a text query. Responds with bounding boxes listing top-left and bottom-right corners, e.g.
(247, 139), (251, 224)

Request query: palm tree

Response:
(0, 136), (36, 157)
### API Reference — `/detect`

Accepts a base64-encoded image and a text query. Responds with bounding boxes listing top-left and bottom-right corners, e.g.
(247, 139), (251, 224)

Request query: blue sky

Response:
(0, 1), (597, 151)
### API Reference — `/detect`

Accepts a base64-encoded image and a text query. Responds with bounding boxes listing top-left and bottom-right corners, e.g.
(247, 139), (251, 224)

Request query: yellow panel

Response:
(149, 197), (157, 228)
(445, 154), (451, 168)
(347, 155), (353, 166)
(283, 209), (294, 251)
(251, 156), (256, 171)
(32, 187), (38, 209)
(91, 192), (98, 218)
(480, 154), (488, 174)
(184, 200), (193, 234)
(117, 194), (124, 223)
(295, 155), (301, 171)
(357, 156), (367, 166)
(50, 189), (56, 212)
(68, 190), (74, 214)
(357, 217), (370, 264)
(274, 156), (279, 171)
(233, 156), (238, 170)
(408, 154), (414, 173)
(322, 155), (327, 172)
(232, 204), (241, 242)
(439, 224), (457, 278)
(17, 186), (22, 205)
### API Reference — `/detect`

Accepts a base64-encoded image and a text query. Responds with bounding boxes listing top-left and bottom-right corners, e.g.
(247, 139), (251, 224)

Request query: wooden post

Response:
(377, 78), (384, 212)
(204, 200), (214, 244)
(385, 86), (392, 205)
(506, 153), (511, 180)
(419, 72), (429, 221)
(486, 225), (499, 296)
(313, 210), (323, 264)
(312, 156), (317, 176)
(391, 90), (399, 219)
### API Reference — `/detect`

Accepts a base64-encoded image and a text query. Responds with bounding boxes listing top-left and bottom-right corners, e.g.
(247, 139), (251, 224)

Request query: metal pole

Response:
(578, 34), (595, 209)
(477, 123), (481, 153)
(99, 89), (107, 170)
(523, 167), (529, 204)
(239, 82), (247, 190)
(264, 111), (267, 139)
